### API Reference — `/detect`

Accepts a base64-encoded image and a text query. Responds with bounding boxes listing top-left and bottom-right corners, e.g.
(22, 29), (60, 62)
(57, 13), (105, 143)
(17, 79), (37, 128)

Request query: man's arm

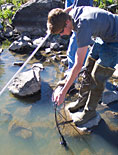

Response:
(53, 46), (88, 105)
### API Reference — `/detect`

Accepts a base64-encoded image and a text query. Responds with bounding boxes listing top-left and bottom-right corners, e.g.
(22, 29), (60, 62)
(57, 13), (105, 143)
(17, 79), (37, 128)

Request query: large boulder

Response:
(12, 0), (64, 36)
(8, 63), (44, 97)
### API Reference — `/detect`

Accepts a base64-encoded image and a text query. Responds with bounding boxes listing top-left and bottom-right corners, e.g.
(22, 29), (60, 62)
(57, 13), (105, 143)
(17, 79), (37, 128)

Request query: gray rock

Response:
(4, 25), (13, 38)
(9, 36), (33, 53)
(50, 42), (60, 50)
(32, 37), (49, 48)
(45, 48), (51, 54)
(113, 65), (118, 78)
(102, 90), (118, 105)
(12, 0), (64, 36)
(8, 63), (43, 96)
(0, 48), (3, 54)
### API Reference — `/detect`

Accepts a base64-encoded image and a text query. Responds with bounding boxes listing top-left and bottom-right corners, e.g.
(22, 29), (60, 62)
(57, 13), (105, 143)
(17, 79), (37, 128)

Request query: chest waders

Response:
(73, 62), (115, 125)
(69, 56), (96, 113)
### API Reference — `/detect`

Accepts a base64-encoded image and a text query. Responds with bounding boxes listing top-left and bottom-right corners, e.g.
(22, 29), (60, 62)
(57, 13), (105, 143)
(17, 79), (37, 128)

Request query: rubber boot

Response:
(69, 57), (96, 113)
(73, 63), (115, 125)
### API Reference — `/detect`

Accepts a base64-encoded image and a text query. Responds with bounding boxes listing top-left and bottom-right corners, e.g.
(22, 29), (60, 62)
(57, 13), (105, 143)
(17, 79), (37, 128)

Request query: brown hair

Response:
(47, 8), (71, 34)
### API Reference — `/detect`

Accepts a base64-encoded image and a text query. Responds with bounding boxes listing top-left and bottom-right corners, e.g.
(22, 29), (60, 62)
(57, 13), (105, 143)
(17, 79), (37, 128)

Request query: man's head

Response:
(47, 8), (72, 35)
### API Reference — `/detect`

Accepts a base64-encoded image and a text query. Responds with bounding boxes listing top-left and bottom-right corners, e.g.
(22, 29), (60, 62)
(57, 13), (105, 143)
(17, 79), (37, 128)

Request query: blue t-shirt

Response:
(70, 6), (118, 47)
(65, 0), (93, 8)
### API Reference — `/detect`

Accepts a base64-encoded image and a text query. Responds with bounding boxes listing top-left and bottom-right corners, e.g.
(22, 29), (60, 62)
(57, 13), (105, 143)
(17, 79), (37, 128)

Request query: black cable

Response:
(54, 103), (67, 147)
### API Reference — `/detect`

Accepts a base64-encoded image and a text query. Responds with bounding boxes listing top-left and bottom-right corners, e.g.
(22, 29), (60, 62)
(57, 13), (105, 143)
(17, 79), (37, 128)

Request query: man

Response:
(63, 0), (93, 75)
(47, 6), (118, 125)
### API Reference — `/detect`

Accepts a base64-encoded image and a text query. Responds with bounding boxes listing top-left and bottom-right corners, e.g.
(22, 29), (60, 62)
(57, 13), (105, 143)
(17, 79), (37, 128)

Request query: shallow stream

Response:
(0, 47), (118, 155)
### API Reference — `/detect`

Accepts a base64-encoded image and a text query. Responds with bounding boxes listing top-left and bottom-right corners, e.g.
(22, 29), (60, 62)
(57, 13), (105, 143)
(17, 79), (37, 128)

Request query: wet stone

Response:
(50, 42), (59, 50)
(45, 48), (51, 54)
(102, 110), (118, 131)
(14, 106), (32, 118)
(61, 58), (68, 66)
(113, 64), (118, 78)
(0, 48), (3, 54)
(13, 61), (24, 66)
(15, 129), (32, 139)
(58, 54), (67, 59)
(0, 108), (12, 124)
(102, 90), (118, 105)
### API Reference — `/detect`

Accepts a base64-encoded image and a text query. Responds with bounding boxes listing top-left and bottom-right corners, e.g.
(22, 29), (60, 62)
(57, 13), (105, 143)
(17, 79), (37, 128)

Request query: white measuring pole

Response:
(0, 33), (50, 96)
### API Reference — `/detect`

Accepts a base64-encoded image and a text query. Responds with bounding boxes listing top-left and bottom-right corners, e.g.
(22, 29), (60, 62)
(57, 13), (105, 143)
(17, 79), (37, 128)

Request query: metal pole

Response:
(0, 33), (50, 96)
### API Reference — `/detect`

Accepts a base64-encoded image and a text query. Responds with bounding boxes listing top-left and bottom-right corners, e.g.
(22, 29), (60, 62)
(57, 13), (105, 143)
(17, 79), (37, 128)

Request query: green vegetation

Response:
(0, 0), (28, 5)
(0, 0), (28, 27)
(94, 0), (118, 8)
(1, 39), (11, 48)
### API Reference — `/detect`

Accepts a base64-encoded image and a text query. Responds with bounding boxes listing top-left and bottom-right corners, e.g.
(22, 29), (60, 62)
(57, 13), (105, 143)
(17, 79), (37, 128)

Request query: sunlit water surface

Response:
(0, 49), (118, 155)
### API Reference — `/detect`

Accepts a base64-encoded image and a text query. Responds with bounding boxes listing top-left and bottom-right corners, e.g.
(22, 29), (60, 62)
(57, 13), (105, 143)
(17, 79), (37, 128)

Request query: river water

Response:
(0, 46), (118, 155)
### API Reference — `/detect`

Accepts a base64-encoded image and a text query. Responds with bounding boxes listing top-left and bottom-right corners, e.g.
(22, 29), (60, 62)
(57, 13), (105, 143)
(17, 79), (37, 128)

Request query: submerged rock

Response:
(8, 119), (32, 139)
(14, 106), (32, 118)
(0, 108), (12, 124)
(15, 129), (32, 139)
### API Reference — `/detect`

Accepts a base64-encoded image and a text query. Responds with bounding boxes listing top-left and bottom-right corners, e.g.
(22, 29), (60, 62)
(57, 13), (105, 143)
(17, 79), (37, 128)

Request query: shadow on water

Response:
(108, 101), (118, 111)
(93, 118), (118, 149)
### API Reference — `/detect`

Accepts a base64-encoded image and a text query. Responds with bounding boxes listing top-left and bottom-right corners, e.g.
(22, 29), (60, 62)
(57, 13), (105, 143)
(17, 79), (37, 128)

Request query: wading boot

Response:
(69, 57), (96, 113)
(73, 63), (115, 125)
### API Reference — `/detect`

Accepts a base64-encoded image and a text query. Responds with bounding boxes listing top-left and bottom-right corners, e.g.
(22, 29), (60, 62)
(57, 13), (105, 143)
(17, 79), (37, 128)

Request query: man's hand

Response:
(52, 88), (66, 106)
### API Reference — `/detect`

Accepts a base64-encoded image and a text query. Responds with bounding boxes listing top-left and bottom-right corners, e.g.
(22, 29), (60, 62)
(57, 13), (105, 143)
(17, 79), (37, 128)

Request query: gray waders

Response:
(73, 63), (115, 125)
(69, 56), (96, 113)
